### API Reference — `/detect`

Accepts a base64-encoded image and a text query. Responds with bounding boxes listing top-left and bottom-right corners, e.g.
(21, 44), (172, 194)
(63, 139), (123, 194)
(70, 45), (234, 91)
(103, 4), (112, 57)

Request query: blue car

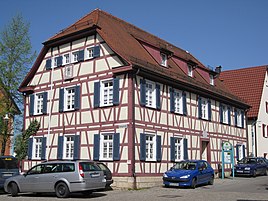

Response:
(234, 157), (267, 177)
(163, 160), (214, 189)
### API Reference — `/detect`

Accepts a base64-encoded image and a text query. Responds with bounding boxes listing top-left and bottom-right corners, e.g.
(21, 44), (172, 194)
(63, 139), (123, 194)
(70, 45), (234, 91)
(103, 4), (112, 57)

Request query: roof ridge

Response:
(223, 65), (268, 72)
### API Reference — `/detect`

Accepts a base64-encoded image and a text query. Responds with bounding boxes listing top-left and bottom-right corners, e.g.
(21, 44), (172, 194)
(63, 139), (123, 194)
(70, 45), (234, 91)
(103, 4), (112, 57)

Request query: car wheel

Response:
(191, 178), (197, 189)
(9, 182), (19, 197)
(55, 182), (70, 198)
(208, 175), (214, 185)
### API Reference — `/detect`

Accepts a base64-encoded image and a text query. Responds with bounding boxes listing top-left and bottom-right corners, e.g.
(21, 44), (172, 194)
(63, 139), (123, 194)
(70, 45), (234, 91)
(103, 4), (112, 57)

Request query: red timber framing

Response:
(19, 9), (249, 188)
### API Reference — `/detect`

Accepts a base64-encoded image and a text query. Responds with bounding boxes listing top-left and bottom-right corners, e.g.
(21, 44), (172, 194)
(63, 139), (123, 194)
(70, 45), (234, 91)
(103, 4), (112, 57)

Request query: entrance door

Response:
(201, 141), (210, 162)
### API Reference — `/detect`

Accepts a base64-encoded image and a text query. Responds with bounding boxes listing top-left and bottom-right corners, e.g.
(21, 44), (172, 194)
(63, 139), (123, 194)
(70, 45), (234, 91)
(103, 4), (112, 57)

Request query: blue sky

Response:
(1, 0), (267, 71)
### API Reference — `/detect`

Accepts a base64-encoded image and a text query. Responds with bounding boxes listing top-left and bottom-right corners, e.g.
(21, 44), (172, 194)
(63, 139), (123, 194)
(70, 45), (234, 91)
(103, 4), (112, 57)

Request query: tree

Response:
(0, 14), (36, 155)
(14, 119), (40, 160)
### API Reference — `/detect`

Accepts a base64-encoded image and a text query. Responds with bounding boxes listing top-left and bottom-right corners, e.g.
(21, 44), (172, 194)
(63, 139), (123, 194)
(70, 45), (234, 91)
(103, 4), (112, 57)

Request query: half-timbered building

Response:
(19, 9), (249, 188)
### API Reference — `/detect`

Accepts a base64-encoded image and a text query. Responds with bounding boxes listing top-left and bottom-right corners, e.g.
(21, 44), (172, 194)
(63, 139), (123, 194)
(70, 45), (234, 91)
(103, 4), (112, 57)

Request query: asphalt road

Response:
(0, 176), (267, 201)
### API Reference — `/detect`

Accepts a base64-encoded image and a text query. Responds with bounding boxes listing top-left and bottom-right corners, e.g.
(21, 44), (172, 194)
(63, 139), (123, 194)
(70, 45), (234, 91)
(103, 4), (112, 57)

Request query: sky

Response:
(0, 0), (268, 71)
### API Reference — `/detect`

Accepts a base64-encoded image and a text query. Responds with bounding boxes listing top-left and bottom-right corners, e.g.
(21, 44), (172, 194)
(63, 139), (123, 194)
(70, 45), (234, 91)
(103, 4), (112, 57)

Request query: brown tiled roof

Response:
(20, 9), (249, 109)
(220, 65), (268, 118)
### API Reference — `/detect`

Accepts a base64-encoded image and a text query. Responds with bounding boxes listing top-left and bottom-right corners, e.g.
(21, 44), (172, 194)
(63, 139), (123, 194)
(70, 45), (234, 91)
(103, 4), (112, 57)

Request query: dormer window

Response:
(160, 53), (167, 67)
(188, 65), (193, 77)
(210, 74), (214, 85)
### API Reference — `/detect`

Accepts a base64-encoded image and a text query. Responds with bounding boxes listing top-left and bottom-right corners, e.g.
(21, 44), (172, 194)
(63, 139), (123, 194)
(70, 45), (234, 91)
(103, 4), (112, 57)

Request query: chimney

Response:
(215, 65), (222, 74)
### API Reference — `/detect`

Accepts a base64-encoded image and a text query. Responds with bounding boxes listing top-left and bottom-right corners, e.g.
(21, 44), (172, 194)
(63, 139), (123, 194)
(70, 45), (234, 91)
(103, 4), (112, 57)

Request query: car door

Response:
(20, 164), (44, 192)
(197, 162), (207, 183)
(257, 159), (266, 175)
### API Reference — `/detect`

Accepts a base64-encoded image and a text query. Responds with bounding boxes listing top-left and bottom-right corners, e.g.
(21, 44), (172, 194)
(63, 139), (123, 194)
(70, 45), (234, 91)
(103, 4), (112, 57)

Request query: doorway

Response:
(201, 140), (210, 162)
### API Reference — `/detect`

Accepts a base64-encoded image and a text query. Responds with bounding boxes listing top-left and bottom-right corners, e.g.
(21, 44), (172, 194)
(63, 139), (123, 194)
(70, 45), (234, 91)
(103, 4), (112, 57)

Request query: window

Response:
(188, 65), (193, 77)
(93, 133), (120, 161)
(235, 109), (244, 128)
(63, 136), (74, 159)
(220, 104), (230, 125)
(170, 137), (188, 161)
(94, 78), (120, 108)
(33, 138), (42, 159)
(140, 133), (161, 162)
(198, 97), (211, 120)
(210, 74), (214, 85)
(27, 137), (46, 160)
(236, 144), (245, 161)
(140, 79), (161, 110)
(170, 88), (187, 115)
(174, 90), (183, 114)
(100, 134), (113, 160)
(59, 86), (80, 112)
(85, 46), (100, 60)
(266, 102), (268, 113)
(160, 53), (167, 67)
(263, 124), (268, 138)
(101, 80), (114, 106)
(72, 51), (79, 63)
(29, 92), (48, 116)
(63, 53), (70, 65)
(52, 56), (62, 67)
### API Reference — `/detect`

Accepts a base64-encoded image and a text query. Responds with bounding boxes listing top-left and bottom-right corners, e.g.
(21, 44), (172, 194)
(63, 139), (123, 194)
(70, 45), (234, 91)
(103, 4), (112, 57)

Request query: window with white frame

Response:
(100, 134), (113, 160)
(222, 104), (229, 124)
(174, 90), (183, 114)
(71, 51), (79, 63)
(210, 74), (214, 85)
(64, 87), (75, 111)
(100, 80), (114, 107)
(86, 47), (94, 59)
(34, 93), (44, 115)
(33, 137), (42, 159)
(63, 136), (74, 159)
(63, 53), (70, 65)
(145, 135), (156, 161)
(160, 53), (167, 67)
(174, 138), (183, 161)
(237, 109), (242, 127)
(145, 81), (156, 108)
(201, 98), (208, 119)
(188, 65), (193, 77)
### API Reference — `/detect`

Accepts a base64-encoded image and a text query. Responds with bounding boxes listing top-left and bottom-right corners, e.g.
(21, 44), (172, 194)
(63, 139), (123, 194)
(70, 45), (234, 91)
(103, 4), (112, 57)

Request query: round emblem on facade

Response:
(222, 142), (232, 150)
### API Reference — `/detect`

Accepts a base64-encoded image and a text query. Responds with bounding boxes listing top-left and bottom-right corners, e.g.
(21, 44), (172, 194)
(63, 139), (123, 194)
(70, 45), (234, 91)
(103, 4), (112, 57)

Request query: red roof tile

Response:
(220, 65), (268, 118)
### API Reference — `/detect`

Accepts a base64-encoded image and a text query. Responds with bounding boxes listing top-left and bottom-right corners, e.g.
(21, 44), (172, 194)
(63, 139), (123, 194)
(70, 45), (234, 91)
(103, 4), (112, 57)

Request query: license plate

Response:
(3, 173), (13, 177)
(90, 173), (100, 178)
(236, 170), (243, 173)
(169, 183), (179, 187)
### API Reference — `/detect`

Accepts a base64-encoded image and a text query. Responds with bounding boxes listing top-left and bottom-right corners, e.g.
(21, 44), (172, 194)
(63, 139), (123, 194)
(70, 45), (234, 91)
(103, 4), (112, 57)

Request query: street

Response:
(0, 176), (267, 201)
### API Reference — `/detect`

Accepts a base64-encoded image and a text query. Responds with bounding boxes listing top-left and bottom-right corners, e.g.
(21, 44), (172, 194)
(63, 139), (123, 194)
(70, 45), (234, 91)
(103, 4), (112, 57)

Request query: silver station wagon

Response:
(4, 160), (106, 198)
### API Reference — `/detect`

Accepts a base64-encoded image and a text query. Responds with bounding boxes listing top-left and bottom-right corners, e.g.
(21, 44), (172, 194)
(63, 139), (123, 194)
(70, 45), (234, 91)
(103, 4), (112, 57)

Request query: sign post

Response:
(221, 142), (235, 179)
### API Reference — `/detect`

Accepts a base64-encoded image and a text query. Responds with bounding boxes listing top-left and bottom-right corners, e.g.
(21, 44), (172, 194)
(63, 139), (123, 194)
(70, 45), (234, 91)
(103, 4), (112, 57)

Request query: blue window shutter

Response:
(242, 145), (246, 158)
(208, 99), (211, 121)
(93, 134), (100, 161)
(219, 103), (223, 123)
(170, 137), (175, 162)
(183, 91), (187, 116)
(236, 144), (240, 161)
(156, 84), (161, 110)
(57, 136), (64, 160)
(241, 111), (245, 128)
(78, 50), (84, 62)
(156, 135), (161, 162)
(94, 82), (100, 108)
(93, 46), (100, 58)
(113, 78), (120, 105)
(41, 137), (47, 160)
(170, 88), (175, 113)
(140, 79), (146, 107)
(42, 92), (48, 114)
(57, 56), (63, 67)
(59, 88), (64, 112)
(29, 94), (35, 116)
(113, 133), (120, 161)
(74, 86), (81, 110)
(27, 138), (33, 160)
(234, 109), (238, 126)
(198, 97), (202, 119)
(73, 135), (80, 160)
(140, 134), (146, 161)
(183, 138), (188, 160)
(45, 59), (52, 70)
(228, 106), (231, 125)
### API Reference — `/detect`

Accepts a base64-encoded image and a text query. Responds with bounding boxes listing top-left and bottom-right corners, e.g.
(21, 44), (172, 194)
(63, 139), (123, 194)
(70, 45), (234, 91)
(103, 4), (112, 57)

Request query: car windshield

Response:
(238, 158), (257, 164)
(0, 157), (18, 169)
(173, 161), (197, 170)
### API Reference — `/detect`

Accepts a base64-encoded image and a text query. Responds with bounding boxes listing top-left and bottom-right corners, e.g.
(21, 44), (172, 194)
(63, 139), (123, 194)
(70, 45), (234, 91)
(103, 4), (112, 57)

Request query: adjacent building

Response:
(19, 9), (249, 188)
(220, 65), (268, 158)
